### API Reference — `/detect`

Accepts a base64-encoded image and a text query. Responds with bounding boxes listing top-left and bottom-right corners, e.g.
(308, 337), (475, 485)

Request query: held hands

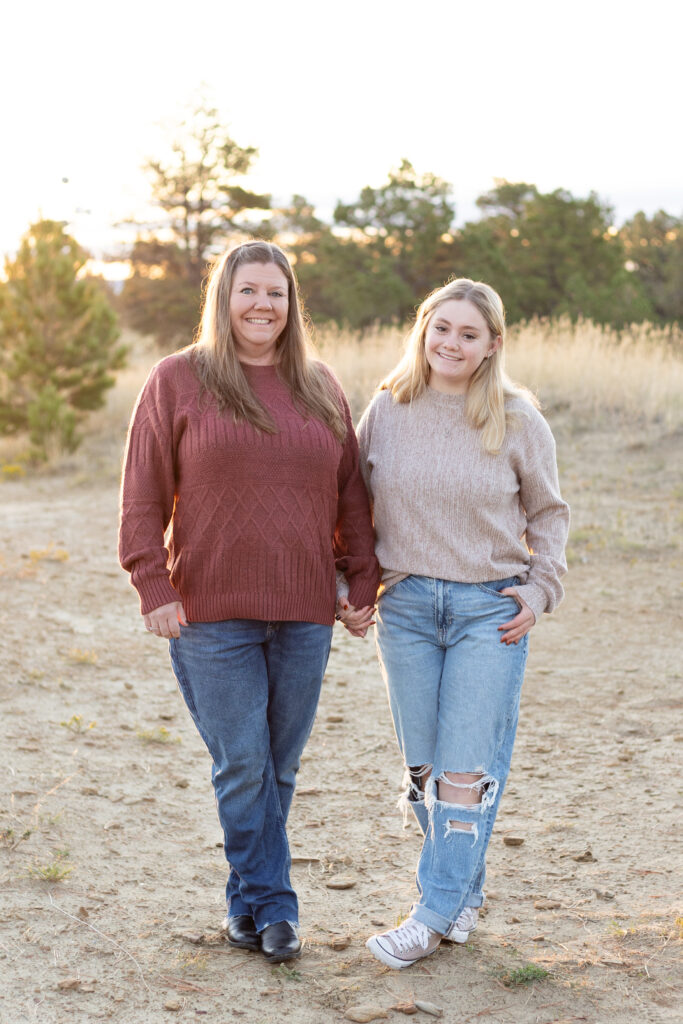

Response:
(144, 598), (374, 640)
(143, 601), (188, 639)
(335, 598), (376, 638)
(498, 589), (535, 644)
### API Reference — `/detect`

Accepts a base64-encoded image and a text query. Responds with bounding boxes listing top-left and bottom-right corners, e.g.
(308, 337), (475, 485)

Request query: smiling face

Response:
(424, 298), (501, 394)
(229, 261), (290, 364)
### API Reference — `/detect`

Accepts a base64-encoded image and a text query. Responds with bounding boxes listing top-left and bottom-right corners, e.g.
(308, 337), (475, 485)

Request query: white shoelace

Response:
(390, 918), (432, 952)
(455, 907), (477, 931)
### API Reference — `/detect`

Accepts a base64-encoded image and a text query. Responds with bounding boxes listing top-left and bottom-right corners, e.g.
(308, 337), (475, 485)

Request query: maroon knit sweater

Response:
(118, 352), (380, 625)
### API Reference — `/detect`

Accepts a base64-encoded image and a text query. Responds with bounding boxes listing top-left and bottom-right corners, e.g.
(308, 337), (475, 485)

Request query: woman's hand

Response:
(498, 589), (535, 644)
(335, 598), (376, 638)
(143, 601), (188, 639)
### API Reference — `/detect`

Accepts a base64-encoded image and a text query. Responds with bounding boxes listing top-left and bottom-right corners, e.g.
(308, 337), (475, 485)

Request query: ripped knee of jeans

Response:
(397, 763), (432, 825)
(407, 763), (432, 801)
(444, 818), (480, 844)
(435, 768), (499, 811)
(425, 768), (500, 842)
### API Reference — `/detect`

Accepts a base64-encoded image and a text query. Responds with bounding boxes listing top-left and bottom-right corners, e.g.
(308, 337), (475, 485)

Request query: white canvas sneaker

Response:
(443, 906), (479, 943)
(366, 916), (441, 969)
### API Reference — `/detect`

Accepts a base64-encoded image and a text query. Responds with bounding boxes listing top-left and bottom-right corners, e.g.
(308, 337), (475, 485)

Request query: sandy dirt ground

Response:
(1, 413), (681, 1024)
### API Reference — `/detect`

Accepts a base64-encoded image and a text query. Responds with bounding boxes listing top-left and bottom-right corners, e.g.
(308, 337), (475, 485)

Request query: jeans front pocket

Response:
(474, 579), (523, 617)
(475, 576), (520, 600)
(379, 574), (413, 599)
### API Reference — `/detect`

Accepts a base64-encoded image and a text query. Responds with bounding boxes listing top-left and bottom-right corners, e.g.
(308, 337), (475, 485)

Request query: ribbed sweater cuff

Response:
(515, 583), (546, 623)
(348, 577), (380, 609)
(137, 576), (181, 616)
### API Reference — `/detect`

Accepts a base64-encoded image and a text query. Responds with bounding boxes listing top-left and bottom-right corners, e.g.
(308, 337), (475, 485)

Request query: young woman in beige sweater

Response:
(353, 278), (569, 969)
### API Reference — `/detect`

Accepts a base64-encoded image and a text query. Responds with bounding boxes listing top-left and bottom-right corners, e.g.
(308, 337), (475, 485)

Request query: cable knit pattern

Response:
(357, 388), (569, 622)
(119, 352), (379, 624)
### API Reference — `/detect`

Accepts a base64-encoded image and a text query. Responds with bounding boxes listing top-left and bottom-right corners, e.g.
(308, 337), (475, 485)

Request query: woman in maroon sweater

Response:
(119, 241), (379, 963)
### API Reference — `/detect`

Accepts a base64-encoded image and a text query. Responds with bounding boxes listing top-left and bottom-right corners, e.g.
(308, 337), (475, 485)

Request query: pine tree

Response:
(120, 102), (270, 347)
(0, 219), (126, 460)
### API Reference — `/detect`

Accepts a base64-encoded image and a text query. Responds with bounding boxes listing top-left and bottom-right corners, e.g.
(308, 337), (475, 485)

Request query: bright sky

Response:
(3, 0), (681, 264)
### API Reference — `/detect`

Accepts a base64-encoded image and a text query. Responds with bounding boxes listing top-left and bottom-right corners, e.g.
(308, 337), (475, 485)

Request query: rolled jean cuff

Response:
(410, 903), (453, 935)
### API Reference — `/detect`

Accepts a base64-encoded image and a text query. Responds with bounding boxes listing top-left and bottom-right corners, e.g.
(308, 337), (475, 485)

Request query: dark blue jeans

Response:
(169, 619), (333, 930)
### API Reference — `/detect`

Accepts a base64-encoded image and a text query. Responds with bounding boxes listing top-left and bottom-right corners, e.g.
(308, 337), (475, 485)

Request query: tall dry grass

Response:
(505, 317), (683, 428)
(313, 322), (405, 421)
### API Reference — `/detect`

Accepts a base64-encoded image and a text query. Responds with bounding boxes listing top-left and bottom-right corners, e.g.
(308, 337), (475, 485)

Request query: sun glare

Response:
(81, 259), (132, 282)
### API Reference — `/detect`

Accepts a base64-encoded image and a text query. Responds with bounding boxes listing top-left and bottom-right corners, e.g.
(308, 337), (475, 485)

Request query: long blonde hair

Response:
(192, 240), (346, 441)
(380, 278), (537, 452)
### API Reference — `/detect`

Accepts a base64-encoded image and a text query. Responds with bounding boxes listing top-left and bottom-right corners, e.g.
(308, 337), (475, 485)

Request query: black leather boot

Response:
(224, 914), (260, 952)
(260, 921), (302, 962)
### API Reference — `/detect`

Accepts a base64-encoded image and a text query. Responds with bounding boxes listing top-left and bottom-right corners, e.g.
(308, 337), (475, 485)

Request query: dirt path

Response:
(1, 419), (681, 1024)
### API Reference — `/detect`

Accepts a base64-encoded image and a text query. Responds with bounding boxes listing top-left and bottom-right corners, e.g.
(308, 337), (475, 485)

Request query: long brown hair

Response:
(380, 278), (537, 452)
(192, 240), (346, 441)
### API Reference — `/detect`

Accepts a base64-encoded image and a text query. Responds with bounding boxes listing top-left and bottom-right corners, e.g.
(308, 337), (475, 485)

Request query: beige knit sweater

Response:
(357, 387), (569, 622)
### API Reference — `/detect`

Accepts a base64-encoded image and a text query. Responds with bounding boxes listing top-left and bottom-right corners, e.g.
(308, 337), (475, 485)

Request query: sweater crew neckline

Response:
(240, 361), (279, 373)
(424, 385), (467, 406)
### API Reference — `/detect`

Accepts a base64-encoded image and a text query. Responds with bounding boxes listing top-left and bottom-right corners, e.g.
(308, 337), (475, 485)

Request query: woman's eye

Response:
(435, 325), (447, 332)
(241, 287), (253, 294)
(271, 291), (284, 298)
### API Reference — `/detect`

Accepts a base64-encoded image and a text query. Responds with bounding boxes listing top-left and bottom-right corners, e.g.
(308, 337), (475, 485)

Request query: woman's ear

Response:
(488, 334), (502, 356)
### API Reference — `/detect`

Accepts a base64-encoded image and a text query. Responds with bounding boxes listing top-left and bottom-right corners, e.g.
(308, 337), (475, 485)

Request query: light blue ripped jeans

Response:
(375, 574), (528, 936)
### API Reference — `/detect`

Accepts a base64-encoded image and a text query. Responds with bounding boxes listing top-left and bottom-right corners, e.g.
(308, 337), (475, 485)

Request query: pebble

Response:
(57, 977), (80, 991)
(593, 888), (616, 900)
(391, 1000), (418, 1014)
(344, 1007), (388, 1022)
(326, 874), (357, 889)
(414, 1001), (444, 1017)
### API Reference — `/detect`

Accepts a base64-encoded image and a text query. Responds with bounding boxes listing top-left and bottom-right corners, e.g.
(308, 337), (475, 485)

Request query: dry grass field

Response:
(1, 321), (681, 1024)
